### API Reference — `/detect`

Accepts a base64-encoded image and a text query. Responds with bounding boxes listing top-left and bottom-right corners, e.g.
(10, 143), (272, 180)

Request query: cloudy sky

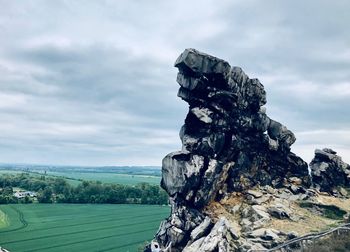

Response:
(0, 0), (349, 166)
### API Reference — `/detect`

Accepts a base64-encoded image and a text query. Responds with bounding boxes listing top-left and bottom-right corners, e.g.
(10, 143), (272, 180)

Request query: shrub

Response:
(299, 202), (347, 220)
(305, 231), (350, 252)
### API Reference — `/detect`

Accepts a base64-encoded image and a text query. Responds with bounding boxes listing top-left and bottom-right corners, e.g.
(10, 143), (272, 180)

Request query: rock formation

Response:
(310, 148), (350, 195)
(147, 49), (349, 251)
(152, 49), (309, 251)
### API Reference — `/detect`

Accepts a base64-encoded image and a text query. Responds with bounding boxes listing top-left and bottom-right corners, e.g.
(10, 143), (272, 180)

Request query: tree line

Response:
(0, 173), (168, 205)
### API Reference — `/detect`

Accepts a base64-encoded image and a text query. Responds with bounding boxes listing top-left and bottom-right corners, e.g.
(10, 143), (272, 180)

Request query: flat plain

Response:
(0, 204), (169, 252)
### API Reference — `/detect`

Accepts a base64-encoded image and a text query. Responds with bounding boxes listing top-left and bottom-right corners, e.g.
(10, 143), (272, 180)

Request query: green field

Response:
(47, 171), (161, 185)
(0, 170), (81, 186)
(0, 209), (8, 228)
(0, 170), (23, 175)
(0, 169), (161, 186)
(0, 204), (169, 252)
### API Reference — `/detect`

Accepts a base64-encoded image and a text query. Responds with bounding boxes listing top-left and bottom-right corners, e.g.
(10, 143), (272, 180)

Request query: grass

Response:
(0, 209), (9, 229)
(47, 171), (161, 185)
(299, 202), (347, 220)
(305, 231), (350, 252)
(0, 204), (169, 252)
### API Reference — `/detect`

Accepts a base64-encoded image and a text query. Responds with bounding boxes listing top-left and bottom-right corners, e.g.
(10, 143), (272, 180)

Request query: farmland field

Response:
(47, 171), (161, 185)
(0, 169), (161, 186)
(0, 209), (8, 228)
(0, 170), (23, 175)
(0, 170), (81, 186)
(0, 204), (169, 252)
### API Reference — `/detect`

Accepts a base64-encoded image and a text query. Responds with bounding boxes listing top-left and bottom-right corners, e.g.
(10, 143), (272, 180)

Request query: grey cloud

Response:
(0, 0), (349, 165)
(0, 41), (186, 165)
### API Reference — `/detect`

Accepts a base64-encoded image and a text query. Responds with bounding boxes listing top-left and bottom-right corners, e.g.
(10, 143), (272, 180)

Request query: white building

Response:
(13, 191), (37, 199)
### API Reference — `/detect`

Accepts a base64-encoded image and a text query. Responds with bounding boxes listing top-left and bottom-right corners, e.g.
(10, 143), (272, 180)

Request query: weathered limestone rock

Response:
(183, 217), (239, 252)
(156, 203), (204, 248)
(310, 148), (350, 193)
(194, 161), (233, 207)
(161, 151), (204, 197)
(247, 228), (280, 240)
(175, 48), (231, 79)
(190, 217), (213, 241)
(267, 203), (291, 219)
(239, 239), (266, 251)
(190, 107), (214, 124)
(241, 205), (271, 232)
(150, 49), (313, 251)
(247, 189), (264, 198)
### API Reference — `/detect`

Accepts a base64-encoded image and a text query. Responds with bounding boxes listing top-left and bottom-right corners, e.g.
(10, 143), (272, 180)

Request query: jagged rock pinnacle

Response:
(151, 49), (315, 251)
(310, 148), (350, 195)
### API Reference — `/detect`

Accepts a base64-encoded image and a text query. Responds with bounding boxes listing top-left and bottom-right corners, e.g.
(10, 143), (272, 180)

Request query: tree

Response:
(53, 178), (69, 194)
(24, 195), (33, 204)
(2, 187), (13, 195)
(37, 187), (53, 203)
(0, 173), (169, 205)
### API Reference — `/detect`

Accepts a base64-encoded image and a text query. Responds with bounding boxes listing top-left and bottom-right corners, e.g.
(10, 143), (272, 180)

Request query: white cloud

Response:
(293, 129), (350, 164)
